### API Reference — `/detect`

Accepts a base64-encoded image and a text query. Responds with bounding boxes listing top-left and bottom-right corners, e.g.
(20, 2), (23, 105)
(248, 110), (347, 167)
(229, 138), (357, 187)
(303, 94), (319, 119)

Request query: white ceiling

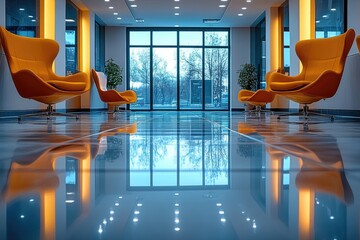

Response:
(80, 0), (284, 27)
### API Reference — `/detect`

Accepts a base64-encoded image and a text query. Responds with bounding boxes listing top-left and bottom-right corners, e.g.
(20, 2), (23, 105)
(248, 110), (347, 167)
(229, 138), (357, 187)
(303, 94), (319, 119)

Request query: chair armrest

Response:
(268, 72), (303, 83)
(303, 70), (342, 98)
(12, 69), (59, 98)
(52, 72), (90, 91)
(238, 89), (254, 98)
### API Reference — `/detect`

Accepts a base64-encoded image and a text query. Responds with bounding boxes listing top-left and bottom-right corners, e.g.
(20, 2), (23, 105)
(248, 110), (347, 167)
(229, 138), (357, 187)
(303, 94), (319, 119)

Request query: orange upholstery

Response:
(91, 69), (137, 111)
(0, 27), (90, 118)
(269, 29), (355, 104)
(238, 71), (276, 108)
(357, 35), (360, 53)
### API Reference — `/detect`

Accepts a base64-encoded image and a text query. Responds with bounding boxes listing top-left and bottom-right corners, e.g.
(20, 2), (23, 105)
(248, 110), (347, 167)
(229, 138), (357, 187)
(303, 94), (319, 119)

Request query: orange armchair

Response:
(268, 29), (355, 127)
(238, 71), (276, 116)
(0, 27), (90, 120)
(91, 69), (137, 112)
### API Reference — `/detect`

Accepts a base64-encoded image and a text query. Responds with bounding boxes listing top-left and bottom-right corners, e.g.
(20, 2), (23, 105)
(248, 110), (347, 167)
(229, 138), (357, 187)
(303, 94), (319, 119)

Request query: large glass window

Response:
(128, 29), (230, 110)
(66, 1), (79, 75)
(5, 0), (39, 37)
(315, 0), (346, 38)
(280, 1), (290, 75)
(95, 19), (105, 72)
(251, 15), (266, 89)
(129, 116), (230, 189)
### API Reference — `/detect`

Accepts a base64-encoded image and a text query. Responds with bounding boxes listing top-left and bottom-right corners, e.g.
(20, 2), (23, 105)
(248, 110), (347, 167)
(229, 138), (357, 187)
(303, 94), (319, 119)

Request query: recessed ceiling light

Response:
(238, 13), (243, 16)
(129, 0), (135, 1)
(136, 19), (144, 22)
(221, 0), (228, 1)
(246, 0), (252, 2)
(175, 12), (180, 15)
(174, 24), (179, 27)
(174, 0), (180, 2)
(19, 8), (25, 11)
(131, 4), (137, 7)
(114, 12), (118, 15)
(331, 8), (336, 11)
(219, 5), (226, 8)
(242, 7), (247, 10)
(174, 6), (180, 9)
(104, 0), (110, 2)
(109, 6), (114, 9)
(117, 17), (122, 20)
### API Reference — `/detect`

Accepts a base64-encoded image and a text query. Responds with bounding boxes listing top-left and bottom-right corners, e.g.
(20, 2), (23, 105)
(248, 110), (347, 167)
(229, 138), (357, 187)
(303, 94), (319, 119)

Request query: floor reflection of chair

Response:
(92, 123), (137, 159)
(278, 134), (353, 240)
(2, 135), (90, 239)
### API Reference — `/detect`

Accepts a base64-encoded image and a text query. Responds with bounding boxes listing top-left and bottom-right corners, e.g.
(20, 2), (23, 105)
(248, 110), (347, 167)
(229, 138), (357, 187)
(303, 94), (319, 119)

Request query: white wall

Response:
(231, 27), (251, 109)
(105, 27), (127, 92)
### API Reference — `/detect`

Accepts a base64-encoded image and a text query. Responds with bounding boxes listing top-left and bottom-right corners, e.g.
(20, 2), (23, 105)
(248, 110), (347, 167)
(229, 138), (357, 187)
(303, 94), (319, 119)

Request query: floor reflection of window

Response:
(314, 194), (346, 239)
(66, 158), (80, 228)
(128, 118), (229, 189)
(7, 195), (40, 239)
(279, 156), (290, 226)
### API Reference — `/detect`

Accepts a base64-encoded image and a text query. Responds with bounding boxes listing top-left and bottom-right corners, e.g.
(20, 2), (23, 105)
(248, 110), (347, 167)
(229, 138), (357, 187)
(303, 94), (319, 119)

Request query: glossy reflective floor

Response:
(0, 111), (360, 240)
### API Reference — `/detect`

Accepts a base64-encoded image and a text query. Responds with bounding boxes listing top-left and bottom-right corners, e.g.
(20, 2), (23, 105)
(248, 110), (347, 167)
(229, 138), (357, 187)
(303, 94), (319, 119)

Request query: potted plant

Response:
(237, 63), (258, 110)
(237, 63), (258, 91)
(104, 58), (123, 89)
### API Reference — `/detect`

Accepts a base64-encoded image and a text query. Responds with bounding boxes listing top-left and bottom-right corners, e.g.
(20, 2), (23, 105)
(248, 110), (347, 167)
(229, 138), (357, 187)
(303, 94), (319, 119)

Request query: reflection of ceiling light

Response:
(135, 19), (144, 23)
(174, 6), (180, 9)
(105, 0), (110, 2)
(31, 19), (36, 22)
(66, 19), (75, 22)
(331, 8), (336, 11)
(221, 0), (228, 1)
(219, 5), (226, 8)
(19, 8), (25, 11)
(174, 24), (179, 27)
(316, 20), (320, 23)
(131, 4), (137, 7)
(220, 218), (226, 222)
(238, 13), (243, 16)
(174, 227), (181, 231)
(174, 0), (180, 2)
(175, 12), (180, 15)
(322, 14), (329, 18)
(109, 6), (114, 9)
(114, 12), (118, 15)
(28, 15), (33, 18)
(242, 7), (247, 10)
(246, 0), (252, 2)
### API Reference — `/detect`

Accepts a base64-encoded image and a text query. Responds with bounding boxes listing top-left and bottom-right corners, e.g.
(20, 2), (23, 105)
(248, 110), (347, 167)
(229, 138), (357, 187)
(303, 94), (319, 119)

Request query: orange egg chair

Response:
(91, 69), (137, 113)
(0, 26), (90, 120)
(268, 29), (355, 127)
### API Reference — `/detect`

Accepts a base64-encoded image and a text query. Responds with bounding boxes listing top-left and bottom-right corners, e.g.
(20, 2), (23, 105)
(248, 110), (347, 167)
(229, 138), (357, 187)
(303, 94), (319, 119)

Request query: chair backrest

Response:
(296, 29), (355, 82)
(0, 26), (59, 80)
(357, 35), (360, 53)
(91, 69), (108, 92)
